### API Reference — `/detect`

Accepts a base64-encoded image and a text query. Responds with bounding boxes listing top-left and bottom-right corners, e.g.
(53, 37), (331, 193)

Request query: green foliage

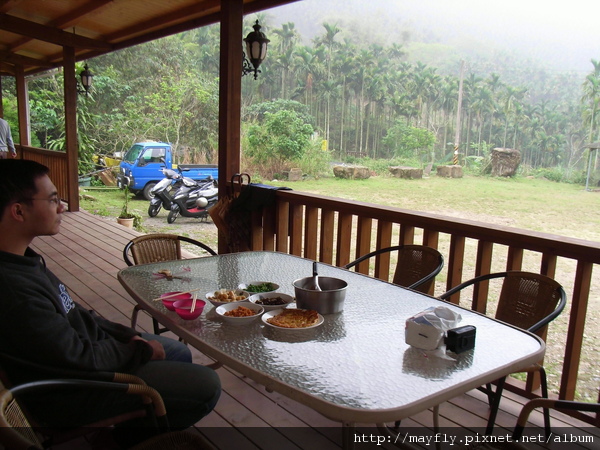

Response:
(7, 15), (600, 180)
(382, 121), (436, 159)
(118, 187), (143, 229)
(294, 140), (331, 178)
(463, 155), (486, 174)
(246, 109), (314, 166)
(515, 165), (589, 184)
(245, 99), (315, 127)
(569, 170), (589, 185)
(533, 167), (567, 183)
(42, 81), (98, 176)
(0, 96), (22, 145)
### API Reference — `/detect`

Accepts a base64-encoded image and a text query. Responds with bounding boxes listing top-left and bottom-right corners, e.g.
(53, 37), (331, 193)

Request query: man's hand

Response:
(145, 340), (166, 360)
(131, 335), (166, 360)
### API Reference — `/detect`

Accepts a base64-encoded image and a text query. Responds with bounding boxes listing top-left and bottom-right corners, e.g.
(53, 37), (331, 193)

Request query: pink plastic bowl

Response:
(160, 292), (192, 311)
(173, 299), (206, 320)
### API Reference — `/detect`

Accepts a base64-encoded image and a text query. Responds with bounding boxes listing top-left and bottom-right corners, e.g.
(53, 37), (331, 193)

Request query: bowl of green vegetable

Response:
(238, 281), (279, 294)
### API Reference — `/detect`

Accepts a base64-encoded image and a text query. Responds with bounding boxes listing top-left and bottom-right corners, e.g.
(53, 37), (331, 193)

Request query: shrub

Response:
(294, 140), (331, 178)
(245, 110), (315, 178)
(534, 167), (565, 183)
(382, 120), (435, 160)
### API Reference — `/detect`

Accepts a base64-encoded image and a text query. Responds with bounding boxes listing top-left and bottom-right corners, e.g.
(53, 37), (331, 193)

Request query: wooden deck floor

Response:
(29, 210), (598, 450)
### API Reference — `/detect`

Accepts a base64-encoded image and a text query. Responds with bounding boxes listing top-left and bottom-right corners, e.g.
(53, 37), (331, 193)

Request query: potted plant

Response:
(117, 187), (142, 229)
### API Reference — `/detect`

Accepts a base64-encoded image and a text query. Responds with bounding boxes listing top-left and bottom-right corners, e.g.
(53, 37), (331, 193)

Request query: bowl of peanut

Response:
(205, 289), (249, 307)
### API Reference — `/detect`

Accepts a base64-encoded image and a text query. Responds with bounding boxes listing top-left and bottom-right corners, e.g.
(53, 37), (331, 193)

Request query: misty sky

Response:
(272, 0), (600, 74)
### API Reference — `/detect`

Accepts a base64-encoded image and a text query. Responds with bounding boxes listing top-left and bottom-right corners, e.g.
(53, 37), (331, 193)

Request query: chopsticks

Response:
(152, 287), (204, 302)
(191, 292), (198, 313)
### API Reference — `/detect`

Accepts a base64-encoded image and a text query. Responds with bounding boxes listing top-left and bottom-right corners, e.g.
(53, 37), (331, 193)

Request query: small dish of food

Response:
(248, 292), (294, 311)
(215, 302), (264, 325)
(206, 289), (249, 307)
(261, 308), (324, 330)
(238, 281), (279, 294)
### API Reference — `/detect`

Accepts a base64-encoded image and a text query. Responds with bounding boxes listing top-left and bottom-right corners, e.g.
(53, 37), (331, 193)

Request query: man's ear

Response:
(8, 203), (26, 222)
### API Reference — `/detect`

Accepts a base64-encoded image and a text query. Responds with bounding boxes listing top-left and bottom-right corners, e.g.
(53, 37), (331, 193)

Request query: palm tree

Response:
(274, 47), (296, 98)
(314, 23), (341, 83)
(272, 22), (299, 54)
(332, 47), (355, 155)
(581, 59), (600, 143)
(485, 73), (503, 145)
(501, 86), (527, 149)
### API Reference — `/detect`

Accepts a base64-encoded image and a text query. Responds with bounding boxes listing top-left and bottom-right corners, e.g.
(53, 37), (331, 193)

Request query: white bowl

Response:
(248, 292), (295, 311)
(238, 281), (279, 294)
(261, 308), (324, 331)
(205, 289), (249, 307)
(215, 302), (264, 325)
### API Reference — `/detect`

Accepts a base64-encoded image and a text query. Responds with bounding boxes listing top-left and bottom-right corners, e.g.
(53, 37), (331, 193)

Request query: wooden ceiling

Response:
(0, 0), (299, 76)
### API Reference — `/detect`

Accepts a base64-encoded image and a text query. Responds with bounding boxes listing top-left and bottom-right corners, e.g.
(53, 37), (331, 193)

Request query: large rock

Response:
(436, 165), (463, 178)
(389, 166), (423, 179)
(491, 148), (521, 177)
(288, 168), (303, 181)
(333, 165), (370, 179)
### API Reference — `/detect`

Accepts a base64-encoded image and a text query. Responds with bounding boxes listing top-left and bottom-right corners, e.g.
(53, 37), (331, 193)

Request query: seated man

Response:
(0, 159), (221, 432)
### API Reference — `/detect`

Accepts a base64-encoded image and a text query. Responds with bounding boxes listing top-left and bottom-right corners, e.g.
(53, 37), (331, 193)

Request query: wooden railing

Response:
(246, 189), (600, 425)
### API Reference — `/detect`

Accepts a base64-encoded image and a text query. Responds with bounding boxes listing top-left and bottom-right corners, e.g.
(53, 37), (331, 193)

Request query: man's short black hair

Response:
(0, 159), (50, 215)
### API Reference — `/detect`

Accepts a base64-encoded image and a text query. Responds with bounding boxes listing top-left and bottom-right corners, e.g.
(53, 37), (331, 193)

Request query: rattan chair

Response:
(439, 271), (567, 434)
(123, 233), (217, 267)
(0, 366), (168, 450)
(0, 380), (215, 450)
(345, 245), (444, 294)
(123, 234), (217, 334)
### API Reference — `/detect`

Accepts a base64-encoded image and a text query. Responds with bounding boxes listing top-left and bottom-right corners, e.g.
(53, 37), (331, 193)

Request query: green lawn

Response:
(267, 174), (600, 243)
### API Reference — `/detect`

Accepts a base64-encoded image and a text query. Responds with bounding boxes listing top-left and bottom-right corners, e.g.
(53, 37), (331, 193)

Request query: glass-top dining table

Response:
(117, 251), (544, 445)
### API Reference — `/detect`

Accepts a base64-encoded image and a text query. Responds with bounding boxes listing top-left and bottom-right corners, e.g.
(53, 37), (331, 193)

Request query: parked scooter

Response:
(167, 175), (218, 224)
(147, 168), (182, 217)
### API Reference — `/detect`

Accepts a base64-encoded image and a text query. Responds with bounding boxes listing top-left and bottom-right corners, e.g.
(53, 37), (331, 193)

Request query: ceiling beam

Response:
(0, 13), (111, 50)
(9, 0), (114, 52)
(63, 11), (223, 64)
(0, 50), (55, 67)
(0, 1), (20, 14)
(104, 0), (220, 43)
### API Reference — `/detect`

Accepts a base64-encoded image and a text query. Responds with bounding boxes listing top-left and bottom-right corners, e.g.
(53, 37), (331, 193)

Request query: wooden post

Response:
(217, 0), (243, 254)
(63, 46), (79, 211)
(15, 65), (29, 147)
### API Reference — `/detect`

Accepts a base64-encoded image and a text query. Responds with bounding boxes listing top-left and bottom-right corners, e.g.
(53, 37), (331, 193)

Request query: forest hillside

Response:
(1, 0), (599, 183)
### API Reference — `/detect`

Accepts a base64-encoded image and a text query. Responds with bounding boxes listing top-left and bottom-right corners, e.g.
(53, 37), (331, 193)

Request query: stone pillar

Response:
(333, 165), (370, 179)
(389, 166), (423, 179)
(436, 165), (463, 178)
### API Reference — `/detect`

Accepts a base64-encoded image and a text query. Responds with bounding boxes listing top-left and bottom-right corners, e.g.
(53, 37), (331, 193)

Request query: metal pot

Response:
(293, 276), (348, 314)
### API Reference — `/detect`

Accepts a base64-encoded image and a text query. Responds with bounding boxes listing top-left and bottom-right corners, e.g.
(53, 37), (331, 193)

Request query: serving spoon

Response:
(310, 261), (322, 291)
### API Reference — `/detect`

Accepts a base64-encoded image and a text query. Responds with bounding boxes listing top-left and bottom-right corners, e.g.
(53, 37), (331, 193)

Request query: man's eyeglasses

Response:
(24, 196), (62, 206)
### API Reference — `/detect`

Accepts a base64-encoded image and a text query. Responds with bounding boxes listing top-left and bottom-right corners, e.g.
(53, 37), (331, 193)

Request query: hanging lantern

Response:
(79, 63), (93, 95)
(242, 20), (270, 80)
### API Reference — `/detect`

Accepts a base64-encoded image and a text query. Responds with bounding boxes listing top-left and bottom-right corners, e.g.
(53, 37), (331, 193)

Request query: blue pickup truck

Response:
(116, 141), (218, 200)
